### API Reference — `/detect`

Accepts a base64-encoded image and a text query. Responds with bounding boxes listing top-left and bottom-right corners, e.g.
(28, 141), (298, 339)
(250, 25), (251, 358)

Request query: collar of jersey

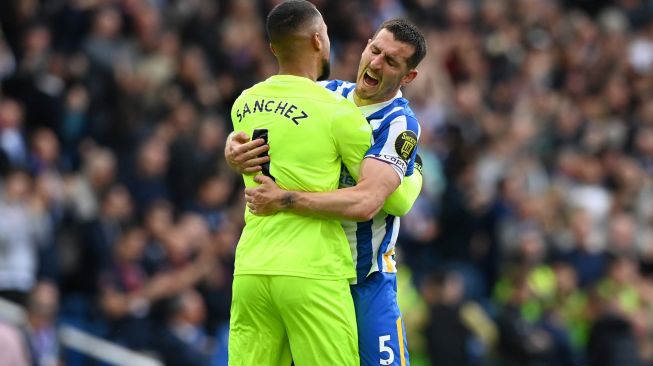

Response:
(268, 74), (317, 85)
(347, 88), (403, 118)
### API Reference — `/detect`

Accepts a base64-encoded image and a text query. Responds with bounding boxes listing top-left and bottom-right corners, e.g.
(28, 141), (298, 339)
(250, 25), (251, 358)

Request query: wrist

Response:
(280, 192), (296, 210)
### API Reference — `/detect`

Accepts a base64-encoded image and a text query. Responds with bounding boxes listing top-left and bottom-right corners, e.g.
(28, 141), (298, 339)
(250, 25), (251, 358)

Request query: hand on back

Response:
(225, 131), (270, 174)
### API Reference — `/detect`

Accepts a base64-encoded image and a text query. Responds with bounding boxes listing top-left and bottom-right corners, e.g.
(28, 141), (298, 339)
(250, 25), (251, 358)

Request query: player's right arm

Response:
(247, 156), (399, 221)
(233, 126), (420, 220)
(246, 158), (422, 220)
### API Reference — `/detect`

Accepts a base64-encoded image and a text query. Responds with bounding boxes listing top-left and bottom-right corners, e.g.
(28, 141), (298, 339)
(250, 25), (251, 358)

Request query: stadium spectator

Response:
(153, 289), (213, 366)
(496, 272), (555, 366)
(0, 168), (45, 306)
(122, 136), (170, 216)
(24, 281), (61, 366)
(98, 222), (152, 349)
(422, 269), (497, 366)
(64, 146), (116, 222)
(0, 321), (30, 366)
(0, 98), (27, 167)
(559, 209), (609, 289)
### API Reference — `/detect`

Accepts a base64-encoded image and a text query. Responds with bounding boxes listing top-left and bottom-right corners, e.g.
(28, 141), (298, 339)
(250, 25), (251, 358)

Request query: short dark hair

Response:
(375, 19), (426, 69)
(266, 0), (320, 44)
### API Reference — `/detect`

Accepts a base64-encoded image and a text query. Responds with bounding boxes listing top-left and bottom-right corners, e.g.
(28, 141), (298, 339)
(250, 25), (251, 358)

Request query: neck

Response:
(352, 89), (398, 107)
(278, 57), (318, 81)
(352, 91), (369, 107)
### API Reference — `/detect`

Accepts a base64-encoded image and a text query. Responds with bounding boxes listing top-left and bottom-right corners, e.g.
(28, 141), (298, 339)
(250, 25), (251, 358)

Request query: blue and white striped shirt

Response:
(321, 79), (421, 284)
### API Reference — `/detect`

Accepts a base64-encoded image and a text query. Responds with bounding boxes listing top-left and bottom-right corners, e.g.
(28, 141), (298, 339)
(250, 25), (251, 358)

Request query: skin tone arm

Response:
(225, 132), (422, 218)
(245, 157), (400, 221)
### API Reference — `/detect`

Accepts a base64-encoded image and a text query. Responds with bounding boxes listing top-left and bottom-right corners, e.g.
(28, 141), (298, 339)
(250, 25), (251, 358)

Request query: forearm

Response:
(283, 159), (399, 221)
(282, 182), (387, 221)
(247, 158), (400, 220)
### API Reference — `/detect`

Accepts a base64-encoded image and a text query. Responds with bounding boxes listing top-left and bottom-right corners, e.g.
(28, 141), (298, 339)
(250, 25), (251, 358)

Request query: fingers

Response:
(246, 201), (271, 216)
(234, 142), (269, 163)
(239, 156), (269, 171)
(253, 174), (273, 185)
(242, 166), (262, 174)
(242, 138), (267, 150)
(228, 132), (265, 155)
(245, 184), (275, 216)
(232, 131), (250, 143)
(243, 144), (269, 161)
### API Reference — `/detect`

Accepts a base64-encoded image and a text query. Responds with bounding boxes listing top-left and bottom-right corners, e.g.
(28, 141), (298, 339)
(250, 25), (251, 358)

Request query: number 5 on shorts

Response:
(379, 335), (394, 365)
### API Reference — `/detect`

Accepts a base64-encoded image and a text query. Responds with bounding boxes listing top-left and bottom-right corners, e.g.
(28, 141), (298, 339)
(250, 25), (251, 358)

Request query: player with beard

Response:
(228, 19), (427, 366)
(227, 1), (388, 365)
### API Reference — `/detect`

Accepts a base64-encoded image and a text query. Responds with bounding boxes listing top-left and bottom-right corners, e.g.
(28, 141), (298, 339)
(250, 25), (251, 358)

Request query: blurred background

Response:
(1, 0), (653, 365)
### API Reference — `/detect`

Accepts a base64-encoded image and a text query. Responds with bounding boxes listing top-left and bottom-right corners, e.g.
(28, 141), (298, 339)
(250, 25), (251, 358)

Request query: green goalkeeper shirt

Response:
(231, 74), (372, 280)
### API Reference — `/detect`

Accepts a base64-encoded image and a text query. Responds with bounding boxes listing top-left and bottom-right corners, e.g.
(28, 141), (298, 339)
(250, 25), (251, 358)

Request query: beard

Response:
(317, 57), (331, 81)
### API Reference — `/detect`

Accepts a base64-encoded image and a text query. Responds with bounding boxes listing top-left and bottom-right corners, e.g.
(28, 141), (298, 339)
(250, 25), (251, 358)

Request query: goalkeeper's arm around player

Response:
(225, 132), (423, 221)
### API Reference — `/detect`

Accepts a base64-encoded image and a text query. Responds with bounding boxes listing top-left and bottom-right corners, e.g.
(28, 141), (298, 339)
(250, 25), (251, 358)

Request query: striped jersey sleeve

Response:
(318, 80), (356, 98)
(365, 100), (421, 180)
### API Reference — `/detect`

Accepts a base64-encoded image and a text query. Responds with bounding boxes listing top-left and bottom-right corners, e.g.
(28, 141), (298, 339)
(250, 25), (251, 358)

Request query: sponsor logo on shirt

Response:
(395, 131), (417, 161)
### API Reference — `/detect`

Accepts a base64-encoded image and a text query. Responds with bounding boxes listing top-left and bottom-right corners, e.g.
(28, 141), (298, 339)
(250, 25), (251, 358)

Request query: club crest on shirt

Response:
(395, 131), (417, 161)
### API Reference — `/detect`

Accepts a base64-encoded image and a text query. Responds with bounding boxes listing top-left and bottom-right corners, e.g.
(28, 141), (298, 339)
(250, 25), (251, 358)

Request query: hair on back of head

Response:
(267, 0), (320, 45)
(375, 18), (427, 69)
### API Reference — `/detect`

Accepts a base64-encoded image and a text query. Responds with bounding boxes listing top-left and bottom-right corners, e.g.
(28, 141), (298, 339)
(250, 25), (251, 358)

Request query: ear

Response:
(400, 69), (418, 86)
(311, 32), (322, 52)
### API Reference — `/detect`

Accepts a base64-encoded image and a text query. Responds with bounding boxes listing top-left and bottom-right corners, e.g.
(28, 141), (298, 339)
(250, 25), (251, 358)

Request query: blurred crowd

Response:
(2, 0), (653, 365)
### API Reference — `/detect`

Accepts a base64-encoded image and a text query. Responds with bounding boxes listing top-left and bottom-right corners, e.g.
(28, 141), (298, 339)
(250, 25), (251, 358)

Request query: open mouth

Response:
(363, 71), (379, 87)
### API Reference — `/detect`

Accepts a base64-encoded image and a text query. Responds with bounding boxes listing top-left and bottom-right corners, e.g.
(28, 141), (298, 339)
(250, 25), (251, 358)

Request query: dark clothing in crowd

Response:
(587, 315), (641, 366)
(426, 304), (471, 366)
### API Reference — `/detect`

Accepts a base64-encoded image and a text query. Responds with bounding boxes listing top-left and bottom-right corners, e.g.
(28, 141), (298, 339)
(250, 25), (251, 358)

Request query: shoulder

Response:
(319, 79), (357, 98)
(238, 79), (271, 96)
(319, 87), (356, 110)
(372, 100), (420, 134)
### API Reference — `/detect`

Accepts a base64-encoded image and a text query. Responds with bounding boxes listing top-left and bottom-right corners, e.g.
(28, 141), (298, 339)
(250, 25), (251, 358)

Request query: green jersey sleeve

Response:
(331, 101), (372, 183)
(383, 167), (422, 216)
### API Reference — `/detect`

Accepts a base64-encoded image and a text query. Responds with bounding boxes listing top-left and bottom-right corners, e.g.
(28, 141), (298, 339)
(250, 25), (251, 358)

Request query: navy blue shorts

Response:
(351, 271), (410, 366)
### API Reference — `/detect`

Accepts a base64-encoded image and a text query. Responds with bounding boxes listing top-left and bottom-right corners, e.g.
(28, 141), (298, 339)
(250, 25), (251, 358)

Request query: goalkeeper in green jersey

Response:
(227, 1), (414, 365)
